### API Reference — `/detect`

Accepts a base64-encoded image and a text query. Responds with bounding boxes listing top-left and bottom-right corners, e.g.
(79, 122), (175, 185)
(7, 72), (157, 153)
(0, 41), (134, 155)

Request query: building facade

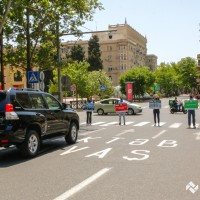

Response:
(61, 22), (157, 86)
(0, 22), (157, 89)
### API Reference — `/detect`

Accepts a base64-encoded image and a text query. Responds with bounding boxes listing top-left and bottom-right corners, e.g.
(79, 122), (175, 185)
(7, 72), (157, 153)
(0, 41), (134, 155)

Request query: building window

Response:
(14, 70), (22, 82)
(108, 66), (113, 71)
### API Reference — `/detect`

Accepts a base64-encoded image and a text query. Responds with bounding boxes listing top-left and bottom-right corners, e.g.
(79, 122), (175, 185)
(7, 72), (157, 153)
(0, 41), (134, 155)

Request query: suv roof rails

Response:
(8, 87), (41, 92)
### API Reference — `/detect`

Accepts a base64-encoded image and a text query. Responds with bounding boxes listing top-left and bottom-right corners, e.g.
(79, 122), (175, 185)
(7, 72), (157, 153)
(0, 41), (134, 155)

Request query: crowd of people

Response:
(83, 93), (198, 129)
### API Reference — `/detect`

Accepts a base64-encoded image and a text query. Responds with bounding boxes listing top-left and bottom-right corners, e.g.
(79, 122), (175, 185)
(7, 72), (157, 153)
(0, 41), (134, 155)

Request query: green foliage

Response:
(87, 70), (115, 98)
(177, 57), (198, 91)
(154, 57), (198, 96)
(69, 45), (85, 62)
(119, 66), (155, 97)
(2, 0), (103, 71)
(87, 35), (103, 71)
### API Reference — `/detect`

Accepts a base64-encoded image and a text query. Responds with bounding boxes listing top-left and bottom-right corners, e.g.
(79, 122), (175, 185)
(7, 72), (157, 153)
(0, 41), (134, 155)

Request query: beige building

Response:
(61, 22), (157, 86)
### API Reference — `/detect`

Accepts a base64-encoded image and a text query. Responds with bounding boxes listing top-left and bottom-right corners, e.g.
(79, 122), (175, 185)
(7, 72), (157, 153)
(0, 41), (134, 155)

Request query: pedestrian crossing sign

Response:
(28, 71), (39, 83)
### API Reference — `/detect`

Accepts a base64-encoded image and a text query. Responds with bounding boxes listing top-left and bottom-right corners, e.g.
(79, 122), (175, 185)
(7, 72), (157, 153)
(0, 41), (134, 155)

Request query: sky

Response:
(63, 0), (200, 65)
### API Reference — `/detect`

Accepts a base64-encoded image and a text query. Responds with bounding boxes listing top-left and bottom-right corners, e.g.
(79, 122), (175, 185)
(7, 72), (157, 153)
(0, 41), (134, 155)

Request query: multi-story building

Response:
(61, 22), (157, 86)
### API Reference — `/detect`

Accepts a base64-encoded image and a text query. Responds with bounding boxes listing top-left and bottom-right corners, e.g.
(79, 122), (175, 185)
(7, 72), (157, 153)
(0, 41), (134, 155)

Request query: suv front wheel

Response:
(18, 130), (40, 158)
(65, 122), (78, 144)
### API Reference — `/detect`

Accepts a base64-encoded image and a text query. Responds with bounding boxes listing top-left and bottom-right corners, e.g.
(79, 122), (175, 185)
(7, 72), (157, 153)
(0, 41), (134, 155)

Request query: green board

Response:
(169, 100), (174, 106)
(184, 100), (198, 109)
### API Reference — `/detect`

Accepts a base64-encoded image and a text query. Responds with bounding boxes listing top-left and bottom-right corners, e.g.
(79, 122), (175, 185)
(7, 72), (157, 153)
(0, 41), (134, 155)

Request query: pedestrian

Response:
(153, 95), (161, 127)
(117, 96), (126, 125)
(86, 96), (94, 125)
(187, 94), (196, 129)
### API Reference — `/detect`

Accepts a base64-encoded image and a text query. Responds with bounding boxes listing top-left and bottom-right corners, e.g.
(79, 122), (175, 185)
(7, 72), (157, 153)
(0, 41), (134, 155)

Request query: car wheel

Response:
(97, 109), (104, 115)
(19, 130), (40, 158)
(65, 122), (78, 144)
(128, 108), (134, 115)
(183, 110), (187, 114)
(170, 109), (174, 114)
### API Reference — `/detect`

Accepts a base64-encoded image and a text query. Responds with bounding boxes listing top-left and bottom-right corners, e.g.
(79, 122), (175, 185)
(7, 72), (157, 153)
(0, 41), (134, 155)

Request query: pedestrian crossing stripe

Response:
(133, 122), (150, 126)
(80, 121), (199, 128)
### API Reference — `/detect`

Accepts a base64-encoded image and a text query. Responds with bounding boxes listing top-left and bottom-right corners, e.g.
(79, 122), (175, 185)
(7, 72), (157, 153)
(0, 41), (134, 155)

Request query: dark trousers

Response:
(86, 111), (92, 124)
(188, 110), (195, 126)
(153, 109), (160, 124)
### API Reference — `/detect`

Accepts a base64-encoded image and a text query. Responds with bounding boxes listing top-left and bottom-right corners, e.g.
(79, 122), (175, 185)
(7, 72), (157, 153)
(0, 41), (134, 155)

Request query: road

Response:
(0, 96), (200, 200)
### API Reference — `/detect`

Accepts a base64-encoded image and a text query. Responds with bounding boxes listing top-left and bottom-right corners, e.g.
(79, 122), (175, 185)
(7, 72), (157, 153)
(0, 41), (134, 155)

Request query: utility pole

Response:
(0, 29), (4, 90)
(26, 0), (31, 88)
(56, 19), (62, 102)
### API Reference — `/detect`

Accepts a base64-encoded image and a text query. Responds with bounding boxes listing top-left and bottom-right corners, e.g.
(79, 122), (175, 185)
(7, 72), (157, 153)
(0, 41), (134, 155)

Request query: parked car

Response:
(0, 88), (79, 158)
(94, 98), (142, 115)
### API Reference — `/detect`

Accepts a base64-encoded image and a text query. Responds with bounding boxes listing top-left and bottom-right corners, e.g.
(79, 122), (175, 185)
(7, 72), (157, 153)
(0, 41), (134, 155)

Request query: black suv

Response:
(0, 88), (79, 158)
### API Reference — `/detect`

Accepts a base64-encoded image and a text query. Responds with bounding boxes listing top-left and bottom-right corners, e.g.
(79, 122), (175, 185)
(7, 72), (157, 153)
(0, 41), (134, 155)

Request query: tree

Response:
(2, 0), (103, 72)
(87, 70), (114, 99)
(119, 66), (155, 98)
(69, 45), (85, 62)
(176, 57), (198, 93)
(0, 0), (13, 33)
(153, 63), (178, 96)
(87, 35), (103, 71)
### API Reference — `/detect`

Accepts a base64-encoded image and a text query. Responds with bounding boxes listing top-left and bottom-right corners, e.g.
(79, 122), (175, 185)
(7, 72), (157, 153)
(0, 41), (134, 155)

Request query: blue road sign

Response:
(100, 85), (106, 91)
(28, 71), (39, 84)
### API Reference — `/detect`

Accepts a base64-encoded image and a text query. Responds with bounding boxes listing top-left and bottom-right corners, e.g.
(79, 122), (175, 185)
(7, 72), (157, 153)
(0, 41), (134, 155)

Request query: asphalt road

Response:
(1, 96), (200, 200)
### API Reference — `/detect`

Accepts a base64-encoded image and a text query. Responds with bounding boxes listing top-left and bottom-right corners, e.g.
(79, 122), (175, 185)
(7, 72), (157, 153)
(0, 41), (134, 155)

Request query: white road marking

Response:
(53, 168), (112, 200)
(169, 123), (182, 128)
(91, 122), (105, 125)
(80, 128), (106, 136)
(133, 122), (150, 126)
(116, 129), (135, 136)
(151, 122), (166, 126)
(194, 132), (200, 140)
(100, 121), (118, 126)
(125, 121), (134, 125)
(152, 130), (167, 139)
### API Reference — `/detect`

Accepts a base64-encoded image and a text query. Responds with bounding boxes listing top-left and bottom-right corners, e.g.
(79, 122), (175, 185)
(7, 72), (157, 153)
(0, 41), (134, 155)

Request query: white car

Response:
(93, 98), (142, 115)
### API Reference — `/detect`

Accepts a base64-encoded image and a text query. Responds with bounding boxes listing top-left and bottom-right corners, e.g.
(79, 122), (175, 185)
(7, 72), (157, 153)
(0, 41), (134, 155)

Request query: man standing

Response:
(118, 96), (126, 125)
(153, 95), (161, 127)
(187, 94), (196, 129)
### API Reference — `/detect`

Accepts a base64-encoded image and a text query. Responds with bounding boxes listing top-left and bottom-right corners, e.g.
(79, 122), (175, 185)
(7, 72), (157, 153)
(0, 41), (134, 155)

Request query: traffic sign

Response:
(70, 85), (76, 91)
(100, 85), (106, 91)
(28, 71), (39, 84)
(154, 85), (159, 91)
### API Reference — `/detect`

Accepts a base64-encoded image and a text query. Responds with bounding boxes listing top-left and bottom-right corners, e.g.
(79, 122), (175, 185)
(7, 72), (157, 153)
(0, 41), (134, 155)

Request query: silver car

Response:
(94, 98), (142, 115)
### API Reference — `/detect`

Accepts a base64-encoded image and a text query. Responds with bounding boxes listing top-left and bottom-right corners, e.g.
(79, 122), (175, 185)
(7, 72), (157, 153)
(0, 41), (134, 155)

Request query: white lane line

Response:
(91, 122), (105, 125)
(80, 122), (86, 125)
(152, 130), (167, 139)
(116, 129), (135, 136)
(133, 122), (150, 126)
(53, 168), (112, 200)
(100, 122), (118, 126)
(80, 128), (106, 136)
(169, 123), (182, 128)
